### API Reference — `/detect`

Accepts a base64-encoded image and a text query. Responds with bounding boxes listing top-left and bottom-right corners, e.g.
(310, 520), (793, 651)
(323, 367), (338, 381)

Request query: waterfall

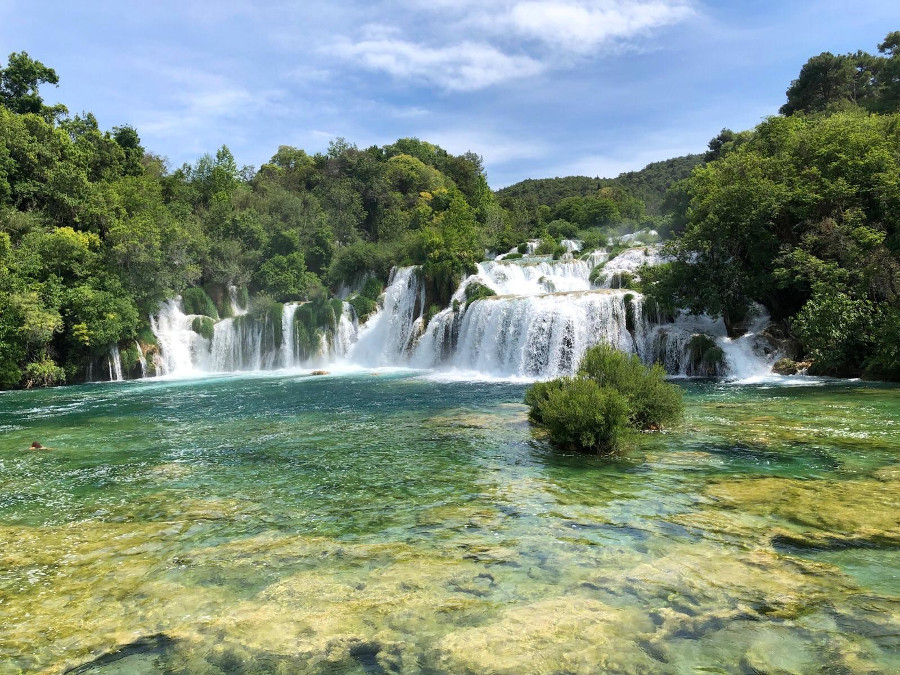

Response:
(208, 314), (280, 372)
(134, 340), (147, 378)
(560, 239), (582, 254)
(415, 290), (635, 377)
(149, 299), (208, 376)
(280, 303), (300, 368)
(349, 260), (779, 379)
(228, 285), (248, 316)
(108, 345), (124, 381)
(145, 247), (779, 380)
(332, 303), (359, 359)
(348, 267), (425, 366)
(594, 246), (667, 288)
(471, 260), (593, 296)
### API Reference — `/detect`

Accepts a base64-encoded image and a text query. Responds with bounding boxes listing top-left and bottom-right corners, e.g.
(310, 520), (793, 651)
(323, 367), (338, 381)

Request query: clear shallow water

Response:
(1, 374), (899, 673)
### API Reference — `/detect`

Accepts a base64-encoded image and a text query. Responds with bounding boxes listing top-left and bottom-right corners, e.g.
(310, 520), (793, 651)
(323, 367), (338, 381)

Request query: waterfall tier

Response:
(137, 245), (780, 381)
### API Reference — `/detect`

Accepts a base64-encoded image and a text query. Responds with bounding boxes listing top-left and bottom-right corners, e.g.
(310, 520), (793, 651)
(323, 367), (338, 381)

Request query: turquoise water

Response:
(1, 372), (899, 673)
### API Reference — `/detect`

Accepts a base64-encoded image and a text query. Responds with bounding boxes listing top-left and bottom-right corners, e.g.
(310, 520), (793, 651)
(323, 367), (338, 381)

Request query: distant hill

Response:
(497, 154), (704, 216)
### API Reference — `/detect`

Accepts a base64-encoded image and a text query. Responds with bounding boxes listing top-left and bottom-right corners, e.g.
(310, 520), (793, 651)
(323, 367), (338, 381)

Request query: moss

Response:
(137, 327), (158, 348)
(248, 298), (284, 350)
(687, 334), (724, 376)
(589, 265), (605, 285)
(181, 287), (219, 319)
(295, 297), (340, 336)
(624, 293), (636, 334)
(292, 297), (344, 360)
(609, 272), (635, 290)
(502, 253), (523, 260)
(464, 281), (496, 305)
(191, 316), (216, 341)
(204, 283), (232, 319)
(237, 287), (250, 311)
(534, 238), (556, 255)
(452, 299), (461, 313)
(119, 343), (140, 369)
(348, 295), (377, 324)
(425, 303), (443, 327)
(360, 277), (383, 301)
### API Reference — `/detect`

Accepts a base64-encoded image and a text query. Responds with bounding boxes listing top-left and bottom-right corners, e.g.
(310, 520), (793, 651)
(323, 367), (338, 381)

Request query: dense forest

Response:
(1, 31), (899, 388)
(497, 154), (703, 217)
(644, 32), (900, 379)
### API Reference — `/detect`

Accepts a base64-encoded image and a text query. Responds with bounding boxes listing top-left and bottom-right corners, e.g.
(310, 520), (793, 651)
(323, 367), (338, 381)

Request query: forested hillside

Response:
(1, 30), (899, 388)
(644, 32), (900, 379)
(498, 154), (703, 217)
(0, 52), (658, 389)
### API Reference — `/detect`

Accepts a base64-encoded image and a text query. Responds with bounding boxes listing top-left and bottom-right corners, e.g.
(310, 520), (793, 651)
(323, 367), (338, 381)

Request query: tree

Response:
(0, 51), (67, 120)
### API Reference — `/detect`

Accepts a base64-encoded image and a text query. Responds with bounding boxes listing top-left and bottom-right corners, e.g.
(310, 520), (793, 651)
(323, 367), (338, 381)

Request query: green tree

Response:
(0, 51), (66, 120)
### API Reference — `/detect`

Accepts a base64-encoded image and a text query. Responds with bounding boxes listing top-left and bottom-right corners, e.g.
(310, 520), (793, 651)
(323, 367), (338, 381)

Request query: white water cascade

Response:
(134, 340), (147, 378)
(149, 296), (359, 376)
(142, 244), (780, 381)
(107, 345), (124, 381)
(345, 249), (780, 379)
(349, 267), (425, 366)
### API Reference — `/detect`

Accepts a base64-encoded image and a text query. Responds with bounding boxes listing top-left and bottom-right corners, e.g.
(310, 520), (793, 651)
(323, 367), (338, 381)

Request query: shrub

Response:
(502, 253), (523, 260)
(548, 219), (578, 240)
(191, 316), (216, 341)
(686, 334), (724, 376)
(525, 342), (683, 453)
(464, 281), (497, 304)
(551, 244), (567, 260)
(181, 287), (219, 319)
(23, 356), (65, 388)
(348, 294), (377, 323)
(531, 378), (630, 453)
(517, 242), (529, 254)
(361, 276), (384, 301)
(534, 237), (556, 255)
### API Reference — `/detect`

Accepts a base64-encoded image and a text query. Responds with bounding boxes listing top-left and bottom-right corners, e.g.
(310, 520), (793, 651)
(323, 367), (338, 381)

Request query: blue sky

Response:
(1, 1), (897, 187)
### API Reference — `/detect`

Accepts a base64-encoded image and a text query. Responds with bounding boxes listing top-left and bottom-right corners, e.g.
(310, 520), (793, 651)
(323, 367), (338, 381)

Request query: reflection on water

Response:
(1, 375), (899, 673)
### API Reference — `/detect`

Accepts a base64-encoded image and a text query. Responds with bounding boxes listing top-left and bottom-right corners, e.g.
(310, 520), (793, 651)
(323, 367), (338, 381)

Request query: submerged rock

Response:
(772, 357), (812, 375)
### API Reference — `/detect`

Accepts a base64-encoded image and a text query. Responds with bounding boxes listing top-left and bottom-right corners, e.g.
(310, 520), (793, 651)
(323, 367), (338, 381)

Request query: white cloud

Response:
(336, 0), (695, 90)
(335, 38), (545, 91)
(507, 1), (694, 54)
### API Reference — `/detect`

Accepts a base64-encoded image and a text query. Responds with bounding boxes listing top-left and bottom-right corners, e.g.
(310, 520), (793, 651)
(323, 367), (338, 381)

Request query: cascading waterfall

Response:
(149, 297), (361, 376)
(143, 245), (780, 381)
(150, 299), (208, 376)
(332, 304), (358, 360)
(414, 290), (636, 377)
(471, 260), (593, 295)
(348, 267), (425, 366)
(134, 340), (147, 378)
(228, 285), (248, 316)
(594, 246), (668, 288)
(107, 345), (124, 381)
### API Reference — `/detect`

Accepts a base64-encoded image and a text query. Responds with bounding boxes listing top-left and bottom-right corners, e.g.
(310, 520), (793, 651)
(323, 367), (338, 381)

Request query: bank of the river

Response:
(1, 372), (898, 673)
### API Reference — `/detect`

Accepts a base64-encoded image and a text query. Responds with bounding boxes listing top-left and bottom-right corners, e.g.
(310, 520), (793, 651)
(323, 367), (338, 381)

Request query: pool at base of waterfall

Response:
(1, 372), (899, 673)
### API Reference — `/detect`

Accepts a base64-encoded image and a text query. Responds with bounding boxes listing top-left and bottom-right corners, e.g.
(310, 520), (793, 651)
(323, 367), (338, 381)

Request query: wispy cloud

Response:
(335, 0), (696, 90)
(505, 0), (694, 54)
(335, 38), (545, 91)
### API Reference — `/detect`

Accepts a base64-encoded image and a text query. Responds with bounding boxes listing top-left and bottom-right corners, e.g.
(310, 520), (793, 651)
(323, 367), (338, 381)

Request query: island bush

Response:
(464, 281), (496, 305)
(525, 343), (683, 453)
(181, 288), (219, 319)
